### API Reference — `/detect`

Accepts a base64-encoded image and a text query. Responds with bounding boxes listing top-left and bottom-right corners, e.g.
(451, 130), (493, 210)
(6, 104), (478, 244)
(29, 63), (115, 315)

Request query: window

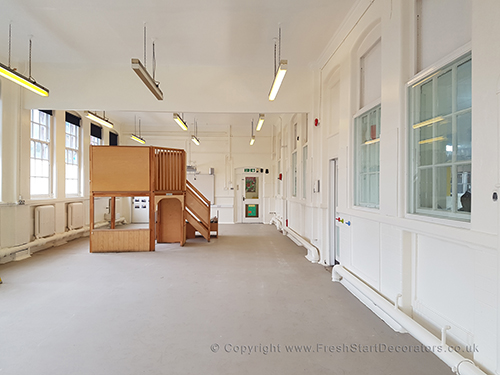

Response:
(291, 152), (297, 197)
(109, 132), (118, 146)
(302, 145), (308, 199)
(354, 105), (381, 208)
(409, 53), (471, 220)
(30, 110), (52, 196)
(90, 123), (102, 145)
(65, 112), (81, 195)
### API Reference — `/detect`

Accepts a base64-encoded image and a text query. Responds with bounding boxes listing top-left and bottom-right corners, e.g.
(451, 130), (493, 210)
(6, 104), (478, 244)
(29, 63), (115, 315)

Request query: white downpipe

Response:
(0, 226), (89, 262)
(333, 265), (487, 375)
(283, 226), (319, 263)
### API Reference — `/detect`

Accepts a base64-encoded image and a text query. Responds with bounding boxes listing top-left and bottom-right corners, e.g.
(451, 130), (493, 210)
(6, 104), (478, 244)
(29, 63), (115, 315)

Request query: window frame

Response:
(30, 109), (53, 198)
(353, 103), (381, 209)
(408, 52), (472, 222)
(65, 117), (81, 196)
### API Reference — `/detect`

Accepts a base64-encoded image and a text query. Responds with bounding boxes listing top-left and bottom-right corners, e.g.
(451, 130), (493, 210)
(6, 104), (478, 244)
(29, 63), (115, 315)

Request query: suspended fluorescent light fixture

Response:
(131, 134), (146, 144)
(191, 136), (200, 145)
(0, 26), (49, 97)
(250, 119), (255, 146)
(256, 114), (265, 131)
(131, 24), (163, 100)
(269, 27), (287, 101)
(85, 111), (113, 129)
(130, 117), (146, 144)
(191, 118), (200, 145)
(173, 113), (188, 131)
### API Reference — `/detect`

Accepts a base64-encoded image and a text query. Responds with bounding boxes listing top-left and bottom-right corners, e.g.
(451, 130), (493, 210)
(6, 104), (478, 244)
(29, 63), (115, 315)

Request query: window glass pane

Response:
(42, 143), (48, 160)
(418, 168), (433, 209)
(419, 81), (433, 122)
(292, 152), (297, 197)
(35, 142), (42, 159)
(33, 124), (39, 140)
(41, 160), (49, 178)
(417, 125), (433, 166)
(30, 141), (35, 158)
(457, 111), (472, 161)
(456, 164), (471, 212)
(435, 166), (452, 211)
(437, 69), (452, 116)
(434, 118), (453, 164)
(31, 109), (39, 124)
(457, 60), (472, 111)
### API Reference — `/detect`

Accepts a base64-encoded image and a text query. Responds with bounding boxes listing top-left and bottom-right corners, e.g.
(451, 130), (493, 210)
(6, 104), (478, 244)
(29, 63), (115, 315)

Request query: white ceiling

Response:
(1, 0), (356, 132)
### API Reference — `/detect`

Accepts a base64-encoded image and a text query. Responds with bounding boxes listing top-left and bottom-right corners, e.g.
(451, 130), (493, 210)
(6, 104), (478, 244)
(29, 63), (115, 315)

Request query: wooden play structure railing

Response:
(89, 145), (215, 253)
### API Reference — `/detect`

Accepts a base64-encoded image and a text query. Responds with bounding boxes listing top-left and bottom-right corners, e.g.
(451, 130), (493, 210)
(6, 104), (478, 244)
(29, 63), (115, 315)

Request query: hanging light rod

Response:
(130, 134), (146, 144)
(131, 117), (146, 144)
(85, 111), (113, 129)
(173, 113), (188, 131)
(269, 26), (287, 101)
(131, 24), (163, 100)
(0, 26), (49, 97)
(256, 114), (265, 131)
(249, 119), (255, 145)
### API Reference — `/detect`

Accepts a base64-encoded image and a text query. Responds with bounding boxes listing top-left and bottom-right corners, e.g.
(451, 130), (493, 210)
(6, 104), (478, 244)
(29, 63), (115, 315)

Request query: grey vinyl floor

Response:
(0, 224), (451, 375)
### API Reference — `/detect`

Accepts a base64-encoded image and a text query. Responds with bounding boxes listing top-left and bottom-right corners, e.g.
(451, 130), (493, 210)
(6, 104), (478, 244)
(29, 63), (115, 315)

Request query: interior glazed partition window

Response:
(354, 105), (381, 208)
(409, 53), (471, 220)
(30, 109), (52, 196)
(65, 112), (81, 196)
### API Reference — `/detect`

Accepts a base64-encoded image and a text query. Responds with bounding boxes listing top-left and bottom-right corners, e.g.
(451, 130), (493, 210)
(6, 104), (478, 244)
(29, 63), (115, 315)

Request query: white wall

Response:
(274, 0), (499, 373)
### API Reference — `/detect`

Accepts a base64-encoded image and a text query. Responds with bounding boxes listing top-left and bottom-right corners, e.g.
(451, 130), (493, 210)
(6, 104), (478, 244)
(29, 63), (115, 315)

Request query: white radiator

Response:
(35, 205), (55, 238)
(67, 202), (84, 230)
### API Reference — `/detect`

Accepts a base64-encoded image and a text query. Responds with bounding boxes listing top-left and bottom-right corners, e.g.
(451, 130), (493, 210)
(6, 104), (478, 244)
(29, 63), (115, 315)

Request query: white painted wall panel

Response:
(379, 223), (402, 302)
(415, 235), (474, 344)
(360, 40), (381, 108)
(350, 216), (380, 288)
(419, 0), (471, 71)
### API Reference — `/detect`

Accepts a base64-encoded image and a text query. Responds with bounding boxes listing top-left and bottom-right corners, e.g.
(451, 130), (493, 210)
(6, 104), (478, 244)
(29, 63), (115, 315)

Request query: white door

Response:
(241, 173), (263, 223)
(329, 159), (339, 265)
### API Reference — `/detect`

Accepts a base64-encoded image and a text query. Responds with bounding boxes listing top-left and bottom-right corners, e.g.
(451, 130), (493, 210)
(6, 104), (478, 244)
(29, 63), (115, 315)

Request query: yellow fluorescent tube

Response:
(0, 62), (49, 97)
(130, 134), (146, 144)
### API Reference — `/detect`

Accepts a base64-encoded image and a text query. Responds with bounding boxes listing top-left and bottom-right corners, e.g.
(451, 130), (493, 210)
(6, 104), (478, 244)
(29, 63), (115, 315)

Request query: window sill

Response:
(405, 213), (471, 229)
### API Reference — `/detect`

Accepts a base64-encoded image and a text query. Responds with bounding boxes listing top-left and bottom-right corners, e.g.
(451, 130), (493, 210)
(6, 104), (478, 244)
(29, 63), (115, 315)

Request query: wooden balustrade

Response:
(153, 147), (186, 192)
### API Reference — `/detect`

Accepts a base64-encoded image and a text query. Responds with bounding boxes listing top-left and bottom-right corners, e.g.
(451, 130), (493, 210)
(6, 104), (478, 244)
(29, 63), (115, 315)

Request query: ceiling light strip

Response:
(173, 113), (188, 131)
(131, 58), (163, 100)
(256, 114), (265, 131)
(130, 134), (146, 144)
(269, 60), (287, 101)
(0, 62), (49, 97)
(85, 112), (113, 129)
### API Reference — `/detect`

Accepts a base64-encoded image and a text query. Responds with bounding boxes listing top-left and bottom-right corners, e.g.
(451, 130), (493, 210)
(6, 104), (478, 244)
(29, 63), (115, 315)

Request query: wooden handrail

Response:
(186, 180), (210, 205)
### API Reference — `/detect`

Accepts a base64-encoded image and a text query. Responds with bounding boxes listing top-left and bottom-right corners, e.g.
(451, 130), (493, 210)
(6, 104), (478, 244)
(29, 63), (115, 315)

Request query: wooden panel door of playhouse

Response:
(157, 198), (183, 243)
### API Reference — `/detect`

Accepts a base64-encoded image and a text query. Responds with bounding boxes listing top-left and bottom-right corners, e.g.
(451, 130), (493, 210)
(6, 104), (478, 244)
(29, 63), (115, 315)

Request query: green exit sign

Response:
(244, 168), (256, 173)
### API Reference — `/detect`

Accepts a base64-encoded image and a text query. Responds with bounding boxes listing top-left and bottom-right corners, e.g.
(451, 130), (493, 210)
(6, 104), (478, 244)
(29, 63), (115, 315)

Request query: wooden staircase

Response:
(185, 180), (211, 241)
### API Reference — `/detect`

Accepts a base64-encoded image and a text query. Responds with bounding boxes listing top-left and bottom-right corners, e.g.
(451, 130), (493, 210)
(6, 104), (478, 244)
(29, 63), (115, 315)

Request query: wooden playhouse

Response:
(89, 145), (217, 252)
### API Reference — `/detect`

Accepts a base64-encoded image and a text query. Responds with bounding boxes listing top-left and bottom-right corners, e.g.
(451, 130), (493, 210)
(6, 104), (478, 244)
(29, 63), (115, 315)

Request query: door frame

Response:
(329, 158), (339, 265)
